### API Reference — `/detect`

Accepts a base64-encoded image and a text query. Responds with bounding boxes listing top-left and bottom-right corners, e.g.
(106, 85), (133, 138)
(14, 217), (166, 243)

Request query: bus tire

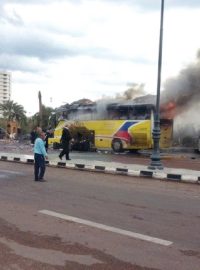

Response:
(112, 139), (123, 152)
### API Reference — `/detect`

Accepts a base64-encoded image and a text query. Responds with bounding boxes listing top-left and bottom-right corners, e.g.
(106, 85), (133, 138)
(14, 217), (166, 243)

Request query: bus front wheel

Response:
(112, 139), (123, 153)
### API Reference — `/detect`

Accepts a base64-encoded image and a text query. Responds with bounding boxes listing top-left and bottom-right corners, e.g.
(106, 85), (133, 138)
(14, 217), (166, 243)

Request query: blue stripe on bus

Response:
(118, 121), (137, 131)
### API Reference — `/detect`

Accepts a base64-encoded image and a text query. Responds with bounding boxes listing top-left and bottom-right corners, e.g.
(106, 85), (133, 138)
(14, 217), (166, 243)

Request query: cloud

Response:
(0, 4), (22, 25)
(2, 0), (66, 4)
(0, 0), (200, 115)
(0, 18), (152, 72)
(105, 0), (200, 9)
(95, 0), (200, 14)
(0, 30), (76, 60)
(0, 54), (46, 73)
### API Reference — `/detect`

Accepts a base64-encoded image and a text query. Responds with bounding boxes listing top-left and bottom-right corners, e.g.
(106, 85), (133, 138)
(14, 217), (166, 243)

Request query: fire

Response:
(160, 101), (176, 119)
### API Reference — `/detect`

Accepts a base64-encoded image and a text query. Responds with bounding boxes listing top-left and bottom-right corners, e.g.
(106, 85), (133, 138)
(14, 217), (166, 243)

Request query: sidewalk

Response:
(0, 151), (199, 185)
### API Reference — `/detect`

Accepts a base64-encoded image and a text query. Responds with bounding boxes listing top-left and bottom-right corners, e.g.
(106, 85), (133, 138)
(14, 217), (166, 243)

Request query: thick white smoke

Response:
(66, 83), (146, 120)
(161, 50), (200, 144)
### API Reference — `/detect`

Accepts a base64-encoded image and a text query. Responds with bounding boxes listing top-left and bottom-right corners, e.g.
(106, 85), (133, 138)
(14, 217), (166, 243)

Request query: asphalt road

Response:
(0, 161), (200, 269)
(0, 140), (200, 171)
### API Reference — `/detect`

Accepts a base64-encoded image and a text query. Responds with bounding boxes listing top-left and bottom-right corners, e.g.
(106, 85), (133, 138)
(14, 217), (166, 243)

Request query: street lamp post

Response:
(148, 0), (165, 170)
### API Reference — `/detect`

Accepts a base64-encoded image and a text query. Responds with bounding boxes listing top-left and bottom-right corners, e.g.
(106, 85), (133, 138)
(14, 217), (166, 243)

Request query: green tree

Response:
(29, 105), (54, 131)
(0, 100), (26, 121)
(42, 106), (54, 129)
(0, 100), (27, 132)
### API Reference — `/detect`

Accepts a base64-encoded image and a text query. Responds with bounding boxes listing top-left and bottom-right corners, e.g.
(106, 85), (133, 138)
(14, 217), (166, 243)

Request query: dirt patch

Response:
(0, 217), (159, 270)
(180, 250), (200, 259)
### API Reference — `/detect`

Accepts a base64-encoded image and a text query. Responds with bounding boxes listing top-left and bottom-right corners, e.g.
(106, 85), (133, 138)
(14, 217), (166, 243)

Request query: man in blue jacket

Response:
(34, 131), (48, 181)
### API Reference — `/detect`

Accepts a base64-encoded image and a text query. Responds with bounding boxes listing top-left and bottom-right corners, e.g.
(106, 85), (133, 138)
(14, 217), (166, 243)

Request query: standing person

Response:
(30, 126), (42, 145)
(34, 131), (48, 182)
(36, 126), (42, 136)
(59, 124), (72, 160)
(30, 129), (36, 145)
(44, 129), (50, 152)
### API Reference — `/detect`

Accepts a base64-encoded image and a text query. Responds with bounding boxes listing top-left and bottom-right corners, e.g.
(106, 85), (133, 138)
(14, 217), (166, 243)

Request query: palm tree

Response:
(0, 100), (26, 121)
(0, 100), (27, 134)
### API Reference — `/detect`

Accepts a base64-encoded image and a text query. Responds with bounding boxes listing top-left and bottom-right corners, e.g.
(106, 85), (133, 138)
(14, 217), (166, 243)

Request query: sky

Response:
(1, 0), (200, 116)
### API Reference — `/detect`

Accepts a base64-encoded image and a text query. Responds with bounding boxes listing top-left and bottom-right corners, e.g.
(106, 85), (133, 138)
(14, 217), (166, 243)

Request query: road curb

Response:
(1, 155), (200, 185)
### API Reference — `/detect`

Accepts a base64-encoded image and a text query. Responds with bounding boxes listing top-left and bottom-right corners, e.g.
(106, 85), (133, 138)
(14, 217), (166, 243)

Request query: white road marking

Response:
(39, 209), (173, 246)
(0, 169), (25, 175)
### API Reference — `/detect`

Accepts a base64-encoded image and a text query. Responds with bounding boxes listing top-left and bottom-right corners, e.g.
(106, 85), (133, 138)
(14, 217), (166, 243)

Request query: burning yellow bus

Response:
(49, 103), (173, 152)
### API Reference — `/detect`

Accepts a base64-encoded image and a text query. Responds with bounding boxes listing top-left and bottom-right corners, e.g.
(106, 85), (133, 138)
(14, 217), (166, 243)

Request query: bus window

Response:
(106, 104), (153, 121)
(128, 106), (151, 120)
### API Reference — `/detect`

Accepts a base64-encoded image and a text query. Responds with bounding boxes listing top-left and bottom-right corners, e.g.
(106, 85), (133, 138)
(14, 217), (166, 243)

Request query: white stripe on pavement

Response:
(39, 209), (173, 246)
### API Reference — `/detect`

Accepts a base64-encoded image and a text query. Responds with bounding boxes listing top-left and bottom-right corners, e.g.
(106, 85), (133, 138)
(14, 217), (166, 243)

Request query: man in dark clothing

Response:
(30, 129), (37, 145)
(30, 127), (42, 145)
(59, 125), (72, 160)
(44, 129), (51, 152)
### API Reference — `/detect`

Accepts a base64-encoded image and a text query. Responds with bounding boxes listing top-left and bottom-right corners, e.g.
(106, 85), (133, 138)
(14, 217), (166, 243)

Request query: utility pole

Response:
(38, 91), (43, 128)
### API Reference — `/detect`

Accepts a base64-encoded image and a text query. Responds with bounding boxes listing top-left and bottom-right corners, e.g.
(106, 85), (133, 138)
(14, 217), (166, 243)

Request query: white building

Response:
(0, 71), (11, 105)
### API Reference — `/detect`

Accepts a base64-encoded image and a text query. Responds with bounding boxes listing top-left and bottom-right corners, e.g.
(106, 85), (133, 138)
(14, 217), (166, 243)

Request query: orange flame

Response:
(160, 101), (176, 119)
